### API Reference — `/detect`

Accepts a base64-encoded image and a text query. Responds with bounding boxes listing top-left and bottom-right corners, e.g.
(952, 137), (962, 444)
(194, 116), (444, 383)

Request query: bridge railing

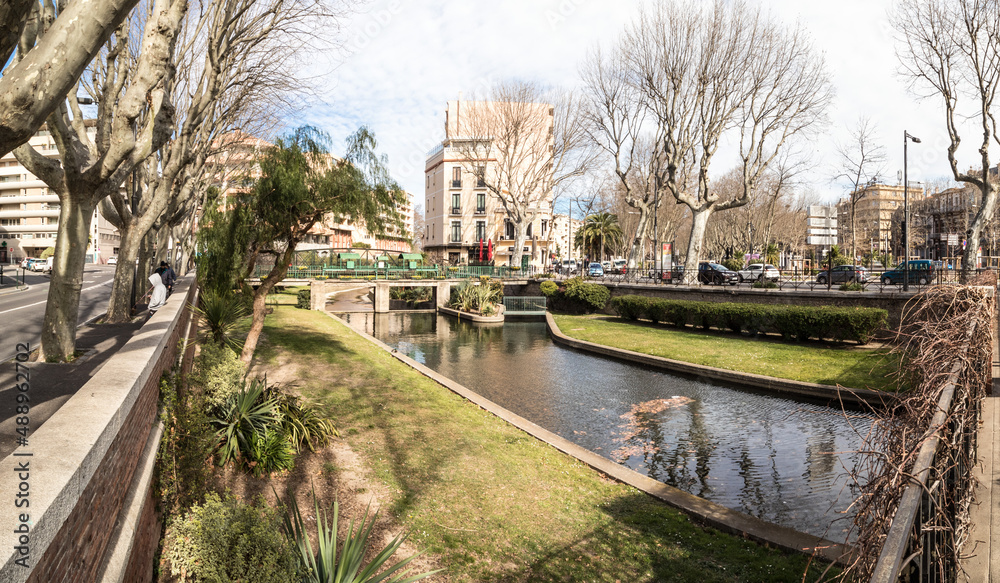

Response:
(503, 296), (546, 314)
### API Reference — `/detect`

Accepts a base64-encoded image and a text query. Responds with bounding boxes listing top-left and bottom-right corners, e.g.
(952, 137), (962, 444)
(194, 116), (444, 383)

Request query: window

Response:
(541, 219), (547, 236)
(451, 193), (461, 213)
(526, 223), (533, 238)
(451, 167), (461, 188)
(451, 221), (461, 243)
(476, 192), (485, 213)
(504, 219), (515, 240)
(476, 166), (486, 187)
(476, 221), (486, 241)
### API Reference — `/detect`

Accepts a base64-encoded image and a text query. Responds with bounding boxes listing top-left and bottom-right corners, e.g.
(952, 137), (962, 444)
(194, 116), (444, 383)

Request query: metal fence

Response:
(503, 296), (547, 315)
(870, 315), (987, 582)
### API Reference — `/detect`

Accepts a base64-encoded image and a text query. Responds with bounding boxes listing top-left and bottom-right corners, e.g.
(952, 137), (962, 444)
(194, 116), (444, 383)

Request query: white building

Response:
(0, 124), (120, 264)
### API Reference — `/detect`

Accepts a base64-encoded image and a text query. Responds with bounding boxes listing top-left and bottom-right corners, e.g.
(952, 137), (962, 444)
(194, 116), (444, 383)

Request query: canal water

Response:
(338, 311), (873, 543)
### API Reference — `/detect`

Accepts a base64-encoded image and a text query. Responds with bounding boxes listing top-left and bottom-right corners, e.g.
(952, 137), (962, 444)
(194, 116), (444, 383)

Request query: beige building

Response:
(550, 213), (580, 260)
(0, 124), (120, 264)
(836, 183), (923, 259)
(205, 131), (414, 254)
(423, 98), (554, 268)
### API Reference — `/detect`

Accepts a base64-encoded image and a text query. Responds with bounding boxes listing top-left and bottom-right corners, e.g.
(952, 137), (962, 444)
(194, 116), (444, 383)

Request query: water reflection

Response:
(338, 311), (871, 542)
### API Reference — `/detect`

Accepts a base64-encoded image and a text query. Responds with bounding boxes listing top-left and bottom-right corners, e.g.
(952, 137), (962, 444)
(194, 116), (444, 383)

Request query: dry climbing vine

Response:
(840, 273), (996, 582)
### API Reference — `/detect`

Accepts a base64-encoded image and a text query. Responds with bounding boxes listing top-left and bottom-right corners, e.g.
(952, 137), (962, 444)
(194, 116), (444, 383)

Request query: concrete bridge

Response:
(309, 279), (452, 313)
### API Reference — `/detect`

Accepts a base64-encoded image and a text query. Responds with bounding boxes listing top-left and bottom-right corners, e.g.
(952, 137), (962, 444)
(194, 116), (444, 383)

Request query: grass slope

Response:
(553, 314), (899, 391)
(254, 306), (836, 582)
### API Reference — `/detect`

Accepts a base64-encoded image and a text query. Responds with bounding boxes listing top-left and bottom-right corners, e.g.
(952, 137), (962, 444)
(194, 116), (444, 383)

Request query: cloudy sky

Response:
(297, 0), (965, 211)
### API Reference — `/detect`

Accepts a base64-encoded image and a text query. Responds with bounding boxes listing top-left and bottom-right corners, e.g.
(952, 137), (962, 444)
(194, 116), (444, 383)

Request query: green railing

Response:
(254, 263), (536, 280)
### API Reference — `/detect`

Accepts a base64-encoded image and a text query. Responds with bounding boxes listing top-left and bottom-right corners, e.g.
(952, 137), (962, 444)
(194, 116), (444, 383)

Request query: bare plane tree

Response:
(13, 0), (187, 361)
(893, 0), (1000, 281)
(450, 81), (594, 269)
(99, 0), (338, 323)
(835, 116), (887, 265)
(609, 0), (832, 283)
(0, 0), (143, 156)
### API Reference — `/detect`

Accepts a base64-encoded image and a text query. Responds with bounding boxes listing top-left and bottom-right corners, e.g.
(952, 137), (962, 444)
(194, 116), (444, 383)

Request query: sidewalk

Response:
(0, 319), (143, 460)
(963, 313), (1000, 581)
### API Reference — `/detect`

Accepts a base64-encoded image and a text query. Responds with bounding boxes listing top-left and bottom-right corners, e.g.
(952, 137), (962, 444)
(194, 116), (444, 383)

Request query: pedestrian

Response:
(156, 261), (176, 296)
(147, 272), (167, 313)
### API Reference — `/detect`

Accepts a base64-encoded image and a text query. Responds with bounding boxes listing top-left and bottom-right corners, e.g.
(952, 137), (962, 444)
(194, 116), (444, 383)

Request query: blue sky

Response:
(295, 0), (966, 212)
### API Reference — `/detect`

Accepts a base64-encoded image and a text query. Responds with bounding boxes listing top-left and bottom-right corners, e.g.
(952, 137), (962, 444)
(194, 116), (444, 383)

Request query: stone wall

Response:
(0, 276), (198, 583)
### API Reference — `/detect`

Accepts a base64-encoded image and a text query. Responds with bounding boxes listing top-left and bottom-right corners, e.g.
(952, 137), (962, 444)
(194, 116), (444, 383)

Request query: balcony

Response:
(451, 179), (462, 189)
(476, 179), (486, 188)
(450, 207), (462, 215)
(474, 208), (486, 215)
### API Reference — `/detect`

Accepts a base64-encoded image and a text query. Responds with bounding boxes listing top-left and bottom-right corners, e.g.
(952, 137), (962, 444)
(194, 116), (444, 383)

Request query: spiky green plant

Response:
(249, 427), (295, 476)
(265, 387), (338, 452)
(279, 488), (440, 583)
(193, 290), (250, 352)
(211, 378), (279, 466)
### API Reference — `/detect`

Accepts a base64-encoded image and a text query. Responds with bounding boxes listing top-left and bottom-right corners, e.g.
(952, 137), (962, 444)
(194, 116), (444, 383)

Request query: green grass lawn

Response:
(264, 285), (309, 306)
(552, 314), (900, 391)
(252, 306), (837, 583)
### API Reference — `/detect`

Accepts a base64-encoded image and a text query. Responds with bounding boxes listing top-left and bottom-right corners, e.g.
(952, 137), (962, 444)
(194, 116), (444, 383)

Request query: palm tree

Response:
(574, 212), (624, 262)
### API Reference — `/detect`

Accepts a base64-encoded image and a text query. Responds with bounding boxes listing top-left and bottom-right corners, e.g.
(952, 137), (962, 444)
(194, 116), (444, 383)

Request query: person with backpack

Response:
(156, 261), (176, 296)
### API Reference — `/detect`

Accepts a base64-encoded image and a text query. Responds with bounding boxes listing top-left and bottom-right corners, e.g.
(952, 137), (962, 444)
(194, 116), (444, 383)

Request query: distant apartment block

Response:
(205, 131), (413, 254)
(0, 124), (120, 264)
(836, 183), (921, 259)
(423, 98), (553, 267)
(550, 213), (580, 260)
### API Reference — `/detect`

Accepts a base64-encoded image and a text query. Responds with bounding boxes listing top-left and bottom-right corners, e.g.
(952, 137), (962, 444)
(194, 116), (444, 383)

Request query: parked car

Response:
(612, 259), (627, 274)
(736, 263), (780, 283)
(561, 259), (578, 274)
(30, 257), (50, 272)
(19, 257), (36, 269)
(588, 262), (605, 277)
(107, 255), (118, 265)
(880, 259), (935, 285)
(816, 265), (867, 284)
(698, 262), (738, 285)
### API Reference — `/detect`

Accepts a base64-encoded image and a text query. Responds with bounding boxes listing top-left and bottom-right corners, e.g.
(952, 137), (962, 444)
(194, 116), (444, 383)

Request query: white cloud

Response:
(291, 0), (982, 206)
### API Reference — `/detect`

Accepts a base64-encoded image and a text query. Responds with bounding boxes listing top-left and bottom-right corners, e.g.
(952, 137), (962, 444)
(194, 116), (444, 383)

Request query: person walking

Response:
(156, 261), (176, 296)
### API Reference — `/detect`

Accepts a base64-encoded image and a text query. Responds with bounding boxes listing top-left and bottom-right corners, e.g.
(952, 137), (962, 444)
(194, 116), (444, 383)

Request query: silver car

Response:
(737, 263), (780, 282)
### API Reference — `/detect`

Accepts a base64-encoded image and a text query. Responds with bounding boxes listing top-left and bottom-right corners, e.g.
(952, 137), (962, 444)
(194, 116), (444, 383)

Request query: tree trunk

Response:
(963, 184), (999, 282)
(240, 258), (290, 365)
(627, 210), (650, 269)
(105, 222), (140, 323)
(682, 208), (712, 284)
(512, 225), (527, 270)
(135, 233), (154, 303)
(40, 194), (95, 361)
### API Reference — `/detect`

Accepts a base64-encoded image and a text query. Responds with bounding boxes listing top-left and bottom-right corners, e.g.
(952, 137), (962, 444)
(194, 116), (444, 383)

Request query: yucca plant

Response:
(193, 290), (250, 352)
(265, 387), (338, 452)
(210, 378), (279, 466)
(279, 488), (440, 583)
(248, 427), (295, 476)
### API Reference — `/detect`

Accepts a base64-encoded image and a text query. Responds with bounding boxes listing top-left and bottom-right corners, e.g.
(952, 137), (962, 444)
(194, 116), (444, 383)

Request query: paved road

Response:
(0, 265), (116, 362)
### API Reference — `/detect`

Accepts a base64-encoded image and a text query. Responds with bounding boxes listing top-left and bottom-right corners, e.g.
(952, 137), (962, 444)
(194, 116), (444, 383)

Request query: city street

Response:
(0, 265), (116, 362)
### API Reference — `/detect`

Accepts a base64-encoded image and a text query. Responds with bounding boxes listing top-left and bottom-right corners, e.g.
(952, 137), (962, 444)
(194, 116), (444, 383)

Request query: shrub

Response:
(840, 282), (865, 292)
(752, 280), (778, 289)
(210, 378), (280, 467)
(539, 280), (559, 297)
(721, 258), (744, 271)
(194, 342), (247, 409)
(164, 493), (299, 583)
(265, 387), (338, 452)
(562, 278), (610, 313)
(608, 295), (887, 344)
(296, 288), (311, 309)
(157, 369), (215, 515)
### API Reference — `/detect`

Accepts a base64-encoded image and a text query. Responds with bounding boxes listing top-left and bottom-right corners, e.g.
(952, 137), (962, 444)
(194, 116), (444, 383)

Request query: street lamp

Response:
(904, 131), (921, 291)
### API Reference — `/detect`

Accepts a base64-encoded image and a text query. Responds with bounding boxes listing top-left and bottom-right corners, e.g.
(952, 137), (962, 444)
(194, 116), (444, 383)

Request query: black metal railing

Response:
(451, 179), (462, 188)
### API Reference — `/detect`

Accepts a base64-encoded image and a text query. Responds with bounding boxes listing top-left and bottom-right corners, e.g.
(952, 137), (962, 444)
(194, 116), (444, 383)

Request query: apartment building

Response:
(0, 124), (120, 264)
(550, 213), (580, 260)
(423, 98), (553, 268)
(836, 183), (922, 259)
(205, 131), (414, 254)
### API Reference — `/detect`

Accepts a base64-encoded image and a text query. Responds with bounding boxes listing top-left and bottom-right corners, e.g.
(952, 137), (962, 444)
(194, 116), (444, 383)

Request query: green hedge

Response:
(296, 288), (310, 309)
(555, 278), (610, 313)
(608, 295), (887, 344)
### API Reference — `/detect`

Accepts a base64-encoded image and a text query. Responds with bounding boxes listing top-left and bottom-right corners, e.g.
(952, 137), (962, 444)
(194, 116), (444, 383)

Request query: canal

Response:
(337, 311), (872, 543)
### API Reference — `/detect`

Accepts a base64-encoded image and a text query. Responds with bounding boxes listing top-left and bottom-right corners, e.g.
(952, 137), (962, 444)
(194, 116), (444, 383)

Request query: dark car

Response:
(881, 260), (935, 285)
(816, 264), (867, 284)
(698, 262), (738, 285)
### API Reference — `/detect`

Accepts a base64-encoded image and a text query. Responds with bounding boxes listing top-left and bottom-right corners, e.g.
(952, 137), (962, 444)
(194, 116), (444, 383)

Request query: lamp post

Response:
(904, 131), (921, 291)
